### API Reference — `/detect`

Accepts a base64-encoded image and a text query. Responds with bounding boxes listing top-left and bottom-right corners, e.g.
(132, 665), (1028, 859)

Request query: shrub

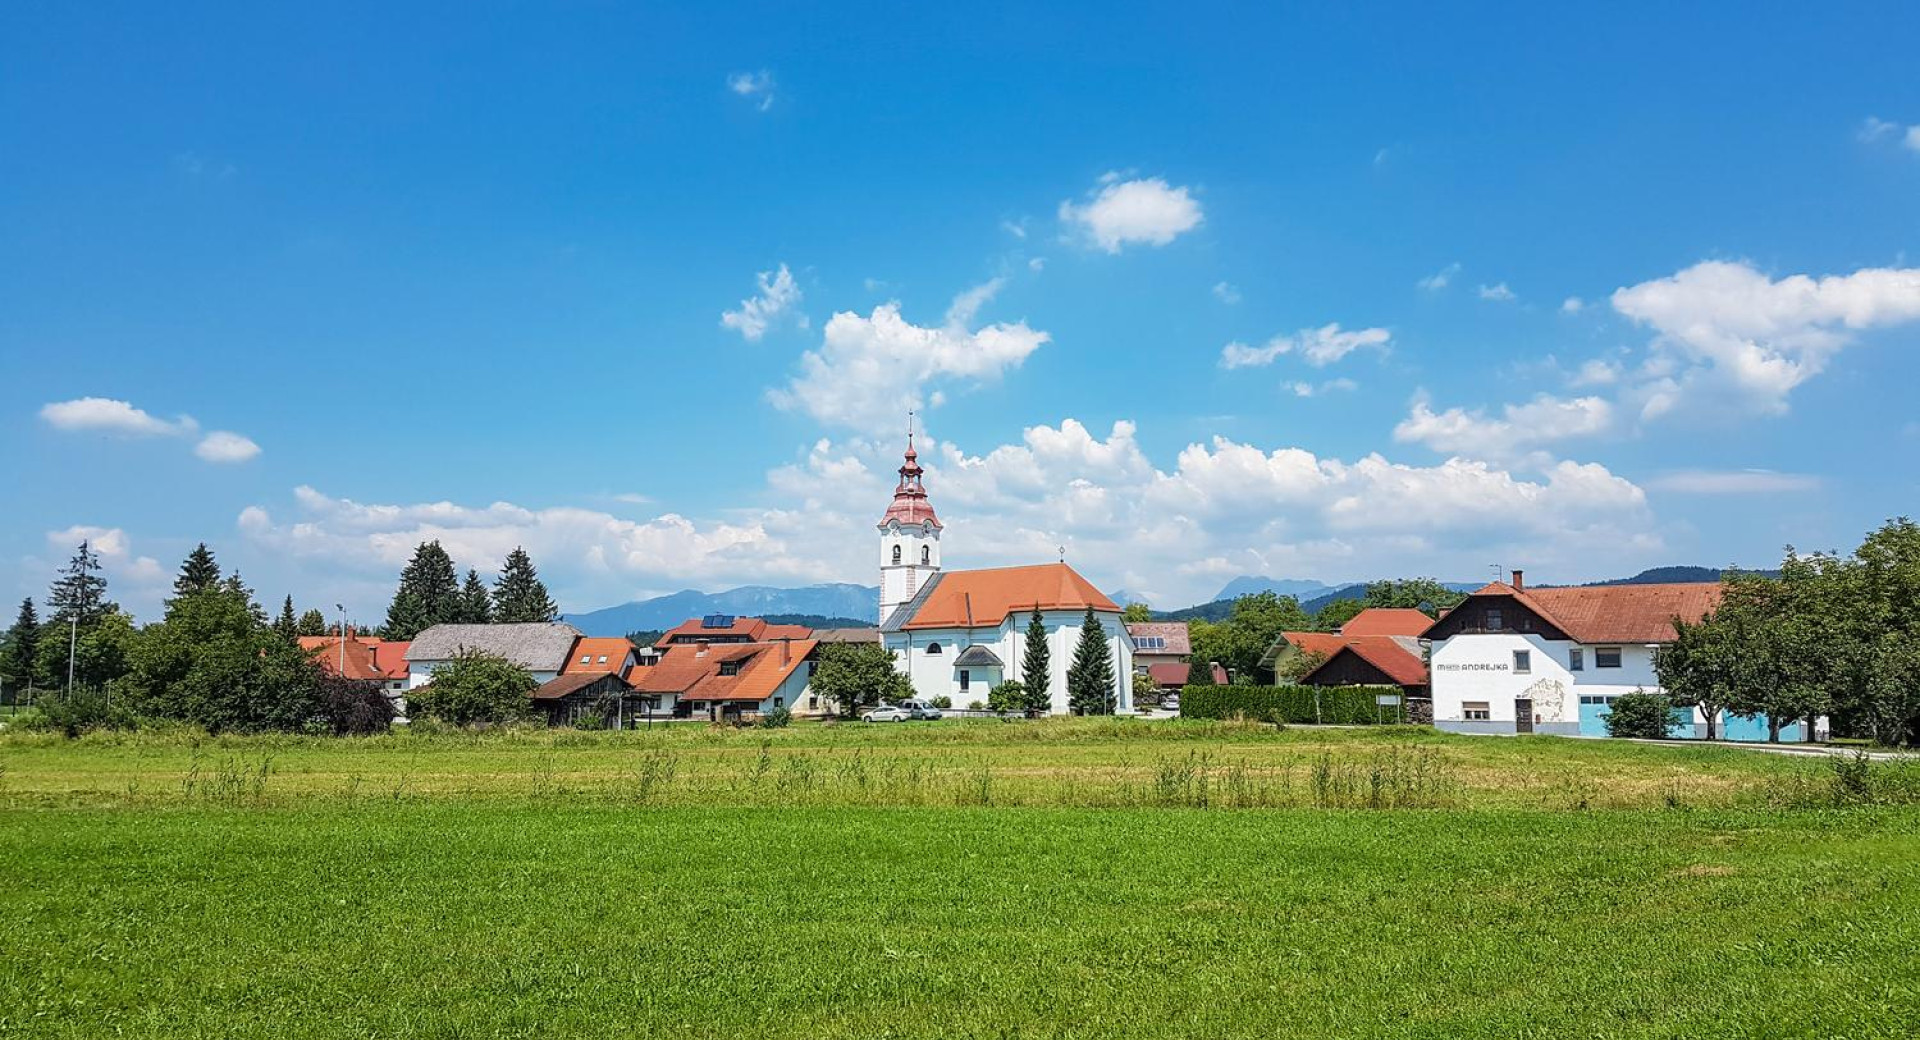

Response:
(1179, 684), (1406, 725)
(316, 677), (396, 736)
(987, 680), (1027, 714)
(410, 650), (535, 727)
(31, 687), (136, 737)
(758, 705), (793, 729)
(1605, 690), (1679, 739)
(930, 695), (952, 709)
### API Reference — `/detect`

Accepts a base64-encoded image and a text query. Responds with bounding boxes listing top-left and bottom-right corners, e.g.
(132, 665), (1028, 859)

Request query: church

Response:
(875, 434), (1133, 713)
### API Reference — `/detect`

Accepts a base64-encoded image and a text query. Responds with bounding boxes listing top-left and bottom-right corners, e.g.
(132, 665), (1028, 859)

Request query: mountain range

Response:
(564, 567), (1756, 637)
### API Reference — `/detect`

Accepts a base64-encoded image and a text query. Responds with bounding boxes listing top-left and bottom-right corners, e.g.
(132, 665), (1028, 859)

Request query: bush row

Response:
(1179, 684), (1407, 725)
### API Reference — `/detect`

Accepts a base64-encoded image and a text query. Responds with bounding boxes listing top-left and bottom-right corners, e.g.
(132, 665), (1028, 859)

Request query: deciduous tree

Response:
(409, 649), (535, 727)
(297, 608), (330, 637)
(809, 641), (913, 719)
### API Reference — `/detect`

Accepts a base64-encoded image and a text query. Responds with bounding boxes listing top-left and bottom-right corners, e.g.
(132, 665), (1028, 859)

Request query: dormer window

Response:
(719, 660), (743, 676)
(892, 545), (902, 565)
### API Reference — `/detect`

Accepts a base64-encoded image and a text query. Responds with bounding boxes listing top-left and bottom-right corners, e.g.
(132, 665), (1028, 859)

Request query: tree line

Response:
(1658, 518), (1920, 746)
(379, 541), (559, 639)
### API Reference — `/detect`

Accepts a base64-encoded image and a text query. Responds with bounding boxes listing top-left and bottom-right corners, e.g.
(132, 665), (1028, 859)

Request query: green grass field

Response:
(2, 720), (1917, 1038)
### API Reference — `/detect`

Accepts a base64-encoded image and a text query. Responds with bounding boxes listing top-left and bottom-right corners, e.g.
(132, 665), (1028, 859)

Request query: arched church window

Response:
(892, 545), (902, 565)
(926, 642), (942, 655)
(921, 546), (931, 565)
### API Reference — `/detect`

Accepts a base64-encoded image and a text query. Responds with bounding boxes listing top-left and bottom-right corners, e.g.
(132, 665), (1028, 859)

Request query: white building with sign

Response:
(1424, 572), (1816, 740)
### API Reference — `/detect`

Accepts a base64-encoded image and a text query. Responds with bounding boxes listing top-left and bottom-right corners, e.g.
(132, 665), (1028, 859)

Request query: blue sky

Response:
(5, 2), (1920, 623)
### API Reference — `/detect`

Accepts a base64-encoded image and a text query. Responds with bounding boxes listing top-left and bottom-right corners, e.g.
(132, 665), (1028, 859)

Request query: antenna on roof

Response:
(1489, 563), (1502, 583)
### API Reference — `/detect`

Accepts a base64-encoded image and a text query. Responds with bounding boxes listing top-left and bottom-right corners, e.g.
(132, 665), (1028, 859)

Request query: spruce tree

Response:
(382, 541), (461, 639)
(274, 595), (299, 640)
(1021, 606), (1052, 715)
(2, 598), (40, 692)
(173, 543), (222, 598)
(458, 569), (494, 624)
(492, 547), (558, 623)
(1066, 607), (1117, 716)
(297, 608), (330, 637)
(47, 541), (113, 627)
(1187, 656), (1219, 687)
(223, 571), (267, 625)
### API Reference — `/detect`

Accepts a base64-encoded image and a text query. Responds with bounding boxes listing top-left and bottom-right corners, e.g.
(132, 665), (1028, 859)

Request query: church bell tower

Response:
(877, 421), (942, 623)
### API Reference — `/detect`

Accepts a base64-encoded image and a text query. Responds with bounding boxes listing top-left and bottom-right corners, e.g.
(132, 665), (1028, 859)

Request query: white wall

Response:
(1430, 634), (1663, 733)
(884, 610), (1132, 714)
(406, 662), (557, 690)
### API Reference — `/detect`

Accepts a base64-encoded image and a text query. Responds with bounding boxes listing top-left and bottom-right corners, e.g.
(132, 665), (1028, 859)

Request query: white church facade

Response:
(874, 436), (1132, 713)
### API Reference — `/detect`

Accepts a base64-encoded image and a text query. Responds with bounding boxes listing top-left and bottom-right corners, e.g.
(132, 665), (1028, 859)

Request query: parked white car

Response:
(864, 705), (914, 722)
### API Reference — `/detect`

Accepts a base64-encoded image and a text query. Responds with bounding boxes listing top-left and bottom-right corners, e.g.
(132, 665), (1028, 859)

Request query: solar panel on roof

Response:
(702, 614), (737, 629)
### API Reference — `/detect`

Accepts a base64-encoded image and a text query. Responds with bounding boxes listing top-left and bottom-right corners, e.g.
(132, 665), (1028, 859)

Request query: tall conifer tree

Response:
(382, 541), (461, 639)
(297, 608), (330, 637)
(492, 547), (558, 623)
(47, 541), (112, 627)
(173, 543), (222, 598)
(1067, 607), (1117, 716)
(458, 569), (494, 624)
(274, 595), (299, 639)
(2, 598), (40, 691)
(1021, 606), (1052, 715)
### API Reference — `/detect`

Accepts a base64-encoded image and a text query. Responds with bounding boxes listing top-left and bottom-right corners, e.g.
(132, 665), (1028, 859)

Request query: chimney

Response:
(780, 637), (790, 665)
(1511, 569), (1525, 591)
(696, 639), (710, 658)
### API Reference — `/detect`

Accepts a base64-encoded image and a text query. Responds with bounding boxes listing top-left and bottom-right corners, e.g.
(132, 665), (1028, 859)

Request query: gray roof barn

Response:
(406, 623), (583, 673)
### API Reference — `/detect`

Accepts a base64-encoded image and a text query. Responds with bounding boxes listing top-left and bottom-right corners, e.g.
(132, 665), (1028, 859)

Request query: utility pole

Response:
(337, 604), (347, 677)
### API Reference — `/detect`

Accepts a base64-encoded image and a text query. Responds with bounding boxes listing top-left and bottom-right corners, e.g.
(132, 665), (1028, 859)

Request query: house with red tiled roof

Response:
(873, 435), (1132, 713)
(1297, 636), (1428, 698)
(655, 616), (814, 646)
(300, 634), (411, 695)
(1259, 608), (1437, 682)
(1423, 570), (1816, 741)
(627, 637), (819, 719)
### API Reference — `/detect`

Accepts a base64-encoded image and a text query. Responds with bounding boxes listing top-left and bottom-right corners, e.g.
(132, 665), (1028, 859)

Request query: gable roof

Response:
(629, 639), (817, 703)
(1146, 661), (1228, 687)
(405, 623), (584, 673)
(299, 636), (410, 681)
(1338, 608), (1434, 637)
(563, 637), (635, 675)
(1436, 581), (1723, 644)
(951, 644), (1004, 668)
(534, 670), (633, 701)
(815, 627), (882, 644)
(896, 563), (1118, 631)
(1125, 621), (1191, 655)
(1301, 636), (1428, 688)
(655, 616), (814, 645)
(1278, 631), (1350, 658)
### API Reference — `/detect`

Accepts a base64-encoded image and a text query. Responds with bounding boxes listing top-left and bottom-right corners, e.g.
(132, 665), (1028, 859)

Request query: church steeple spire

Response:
(877, 413), (943, 622)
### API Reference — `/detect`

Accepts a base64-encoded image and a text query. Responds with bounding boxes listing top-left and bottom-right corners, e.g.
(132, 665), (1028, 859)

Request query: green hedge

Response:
(1178, 684), (1407, 725)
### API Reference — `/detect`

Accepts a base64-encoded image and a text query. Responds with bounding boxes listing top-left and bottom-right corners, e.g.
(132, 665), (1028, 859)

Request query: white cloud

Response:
(1570, 358), (1622, 388)
(1058, 173), (1203, 253)
(1212, 281), (1242, 304)
(727, 70), (776, 111)
(1561, 296), (1585, 313)
(1417, 263), (1461, 292)
(1284, 378), (1358, 398)
(1220, 323), (1390, 369)
(1611, 259), (1920, 417)
(40, 397), (196, 437)
(194, 431), (262, 463)
(1000, 218), (1029, 239)
(1478, 282), (1517, 302)
(1645, 469), (1821, 494)
(767, 280), (1048, 430)
(1860, 116), (1920, 151)
(1394, 393), (1616, 461)
(43, 525), (166, 591)
(720, 262), (804, 341)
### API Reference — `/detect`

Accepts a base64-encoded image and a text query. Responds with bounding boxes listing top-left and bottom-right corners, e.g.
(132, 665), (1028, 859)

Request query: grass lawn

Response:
(2, 721), (1916, 1038)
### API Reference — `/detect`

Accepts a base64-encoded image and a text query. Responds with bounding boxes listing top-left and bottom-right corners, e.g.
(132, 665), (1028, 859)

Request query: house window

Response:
(1596, 646), (1622, 669)
(774, 697), (784, 708)
(1463, 702), (1491, 721)
(1512, 650), (1531, 674)
(960, 669), (971, 692)
(892, 545), (902, 564)
(579, 654), (591, 665)
(926, 642), (942, 655)
(1569, 648), (1584, 672)
(719, 660), (743, 676)
(808, 695), (819, 710)
(1485, 608), (1504, 630)
(596, 655), (607, 665)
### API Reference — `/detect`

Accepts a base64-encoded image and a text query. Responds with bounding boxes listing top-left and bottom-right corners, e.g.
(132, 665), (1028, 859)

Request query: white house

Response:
(1426, 572), (1816, 741)
(871, 435), (1131, 713)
